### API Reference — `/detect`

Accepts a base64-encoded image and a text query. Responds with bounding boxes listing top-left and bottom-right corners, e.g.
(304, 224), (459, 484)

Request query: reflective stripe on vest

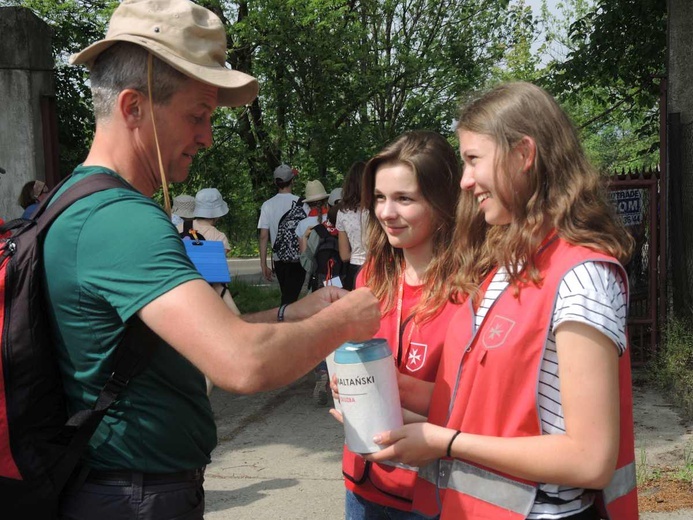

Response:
(419, 459), (537, 516)
(604, 461), (636, 504)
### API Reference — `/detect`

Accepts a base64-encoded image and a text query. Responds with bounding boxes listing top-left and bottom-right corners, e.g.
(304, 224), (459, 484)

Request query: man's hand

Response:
(330, 287), (381, 342)
(284, 287), (380, 342)
(284, 286), (349, 321)
(261, 262), (274, 282)
(258, 229), (273, 281)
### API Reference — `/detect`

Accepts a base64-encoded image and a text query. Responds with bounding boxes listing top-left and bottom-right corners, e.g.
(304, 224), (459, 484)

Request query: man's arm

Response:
(240, 285), (345, 323)
(259, 228), (273, 281)
(138, 280), (380, 394)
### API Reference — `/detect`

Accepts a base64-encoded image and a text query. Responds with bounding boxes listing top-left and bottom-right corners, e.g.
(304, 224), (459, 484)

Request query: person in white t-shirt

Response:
(257, 164), (308, 304)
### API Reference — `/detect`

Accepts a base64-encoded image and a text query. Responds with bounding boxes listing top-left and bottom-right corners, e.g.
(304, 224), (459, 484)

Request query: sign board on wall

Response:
(609, 189), (643, 227)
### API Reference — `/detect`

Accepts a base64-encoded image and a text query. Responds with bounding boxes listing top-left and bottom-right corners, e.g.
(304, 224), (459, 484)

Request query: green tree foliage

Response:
(6, 0), (666, 239)
(545, 0), (666, 169)
(190, 0), (518, 252)
(490, 0), (541, 82)
(484, 0), (661, 172)
(229, 0), (513, 186)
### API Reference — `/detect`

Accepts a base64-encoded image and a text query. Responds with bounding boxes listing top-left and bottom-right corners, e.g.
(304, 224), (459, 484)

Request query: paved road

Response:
(204, 377), (344, 519)
(227, 257), (271, 286)
(202, 378), (692, 520)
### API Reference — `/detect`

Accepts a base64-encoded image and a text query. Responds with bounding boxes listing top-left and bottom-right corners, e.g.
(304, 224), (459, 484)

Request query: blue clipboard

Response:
(183, 240), (231, 283)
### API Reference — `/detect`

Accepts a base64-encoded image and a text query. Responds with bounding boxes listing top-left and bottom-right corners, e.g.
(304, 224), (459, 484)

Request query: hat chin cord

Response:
(147, 53), (171, 216)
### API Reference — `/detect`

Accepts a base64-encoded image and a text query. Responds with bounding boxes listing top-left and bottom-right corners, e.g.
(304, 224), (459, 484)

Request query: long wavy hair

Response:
(361, 131), (463, 322)
(453, 81), (634, 294)
(341, 161), (366, 211)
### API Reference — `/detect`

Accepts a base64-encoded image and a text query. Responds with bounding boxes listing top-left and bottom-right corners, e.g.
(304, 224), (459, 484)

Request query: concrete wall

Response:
(668, 0), (693, 122)
(667, 0), (693, 313)
(0, 7), (53, 221)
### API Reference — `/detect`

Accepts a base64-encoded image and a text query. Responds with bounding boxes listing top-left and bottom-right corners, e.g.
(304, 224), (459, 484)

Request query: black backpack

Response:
(273, 198), (306, 262)
(304, 224), (345, 291)
(0, 174), (157, 517)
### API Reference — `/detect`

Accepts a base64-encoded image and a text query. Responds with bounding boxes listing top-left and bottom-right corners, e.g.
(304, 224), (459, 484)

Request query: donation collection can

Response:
(334, 338), (403, 454)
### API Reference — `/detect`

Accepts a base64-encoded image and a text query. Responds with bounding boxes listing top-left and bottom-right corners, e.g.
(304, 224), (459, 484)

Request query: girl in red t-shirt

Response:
(334, 131), (474, 519)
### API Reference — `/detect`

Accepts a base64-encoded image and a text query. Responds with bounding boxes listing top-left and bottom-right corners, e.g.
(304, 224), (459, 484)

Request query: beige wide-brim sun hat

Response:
(69, 0), (258, 108)
(303, 180), (329, 203)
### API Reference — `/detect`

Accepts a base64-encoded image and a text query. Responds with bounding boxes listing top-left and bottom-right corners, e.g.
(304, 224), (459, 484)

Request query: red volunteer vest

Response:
(343, 271), (460, 510)
(413, 238), (638, 519)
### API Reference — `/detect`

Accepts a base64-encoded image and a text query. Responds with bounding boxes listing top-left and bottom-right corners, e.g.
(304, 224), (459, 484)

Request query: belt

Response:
(85, 467), (205, 487)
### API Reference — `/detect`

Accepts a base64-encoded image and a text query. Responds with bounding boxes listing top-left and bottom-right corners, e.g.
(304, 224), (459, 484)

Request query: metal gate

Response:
(609, 167), (664, 365)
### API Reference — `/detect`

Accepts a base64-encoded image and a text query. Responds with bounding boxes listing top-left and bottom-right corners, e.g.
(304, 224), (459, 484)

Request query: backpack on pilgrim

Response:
(300, 223), (345, 291)
(179, 219), (207, 241)
(273, 198), (306, 262)
(0, 174), (157, 517)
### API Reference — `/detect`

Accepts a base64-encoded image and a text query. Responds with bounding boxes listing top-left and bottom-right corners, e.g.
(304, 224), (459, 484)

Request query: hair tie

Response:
(446, 430), (461, 458)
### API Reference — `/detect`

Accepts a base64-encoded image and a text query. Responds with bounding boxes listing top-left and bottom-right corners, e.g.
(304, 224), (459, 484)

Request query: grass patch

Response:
(673, 442), (693, 482)
(650, 315), (693, 421)
(227, 278), (281, 314)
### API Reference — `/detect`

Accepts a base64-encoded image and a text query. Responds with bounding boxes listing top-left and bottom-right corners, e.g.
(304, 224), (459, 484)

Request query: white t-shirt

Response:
(476, 261), (627, 519)
(336, 208), (367, 266)
(295, 215), (323, 239)
(257, 193), (306, 260)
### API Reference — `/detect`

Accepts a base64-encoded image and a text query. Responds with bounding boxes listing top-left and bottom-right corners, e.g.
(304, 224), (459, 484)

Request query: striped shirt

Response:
(475, 261), (627, 519)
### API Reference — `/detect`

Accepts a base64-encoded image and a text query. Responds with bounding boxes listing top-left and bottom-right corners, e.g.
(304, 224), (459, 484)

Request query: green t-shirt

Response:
(43, 165), (216, 472)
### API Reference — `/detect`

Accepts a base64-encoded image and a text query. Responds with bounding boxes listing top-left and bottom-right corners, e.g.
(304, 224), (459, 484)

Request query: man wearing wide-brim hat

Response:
(39, 1), (379, 518)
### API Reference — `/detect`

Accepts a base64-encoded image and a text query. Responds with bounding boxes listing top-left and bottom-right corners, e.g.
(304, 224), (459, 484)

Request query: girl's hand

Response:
(328, 374), (343, 423)
(397, 372), (434, 416)
(330, 372), (339, 396)
(365, 422), (453, 467)
(329, 408), (344, 424)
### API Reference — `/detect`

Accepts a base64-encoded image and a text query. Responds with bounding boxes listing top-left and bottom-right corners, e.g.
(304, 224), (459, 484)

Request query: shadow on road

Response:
(204, 478), (300, 513)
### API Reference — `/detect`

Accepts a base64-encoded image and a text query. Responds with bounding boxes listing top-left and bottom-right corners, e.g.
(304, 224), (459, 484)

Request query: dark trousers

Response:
(274, 260), (305, 304)
(60, 468), (205, 520)
(343, 263), (363, 291)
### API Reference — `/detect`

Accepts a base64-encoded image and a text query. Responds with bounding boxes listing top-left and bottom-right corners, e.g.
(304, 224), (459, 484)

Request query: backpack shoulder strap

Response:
(314, 224), (330, 239)
(36, 174), (129, 235)
(54, 316), (158, 489)
(182, 219), (193, 236)
(277, 201), (298, 228)
(39, 173), (146, 490)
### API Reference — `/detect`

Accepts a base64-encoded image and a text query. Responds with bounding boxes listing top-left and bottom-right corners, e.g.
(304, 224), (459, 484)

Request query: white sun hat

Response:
(194, 188), (229, 218)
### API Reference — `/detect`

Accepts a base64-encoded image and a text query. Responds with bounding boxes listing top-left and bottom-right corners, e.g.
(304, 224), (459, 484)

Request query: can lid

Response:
(334, 338), (391, 364)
